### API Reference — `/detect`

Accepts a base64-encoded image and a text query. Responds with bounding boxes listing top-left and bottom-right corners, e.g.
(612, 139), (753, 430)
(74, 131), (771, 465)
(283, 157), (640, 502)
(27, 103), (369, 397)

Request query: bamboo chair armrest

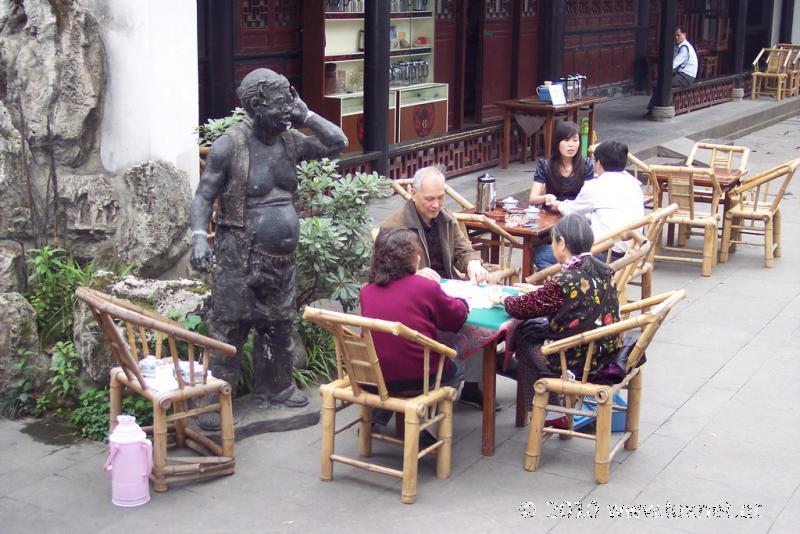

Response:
(526, 263), (560, 284)
(389, 180), (413, 200)
(541, 289), (686, 355)
(454, 213), (519, 244)
(730, 159), (800, 195)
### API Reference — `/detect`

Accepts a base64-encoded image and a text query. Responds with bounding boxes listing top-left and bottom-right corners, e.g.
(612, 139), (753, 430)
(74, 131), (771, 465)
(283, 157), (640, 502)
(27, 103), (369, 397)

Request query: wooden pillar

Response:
(363, 0), (390, 177)
(780, 0), (795, 43)
(731, 0), (748, 88)
(541, 0), (565, 82)
(511, 0), (522, 98)
(206, 0), (235, 119)
(655, 0), (677, 108)
(634, 0), (651, 92)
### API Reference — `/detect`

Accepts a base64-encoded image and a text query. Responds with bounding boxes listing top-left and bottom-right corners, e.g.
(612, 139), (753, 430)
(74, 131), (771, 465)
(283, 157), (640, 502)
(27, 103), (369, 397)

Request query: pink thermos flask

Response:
(104, 414), (153, 507)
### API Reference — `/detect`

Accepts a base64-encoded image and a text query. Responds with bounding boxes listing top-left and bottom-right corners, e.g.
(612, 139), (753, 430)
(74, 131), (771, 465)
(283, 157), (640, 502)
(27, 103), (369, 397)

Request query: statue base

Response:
(233, 393), (320, 439)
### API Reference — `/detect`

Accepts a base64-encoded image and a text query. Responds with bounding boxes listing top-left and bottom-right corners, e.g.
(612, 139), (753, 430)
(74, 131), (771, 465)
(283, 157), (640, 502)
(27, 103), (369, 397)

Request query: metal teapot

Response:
(476, 172), (496, 214)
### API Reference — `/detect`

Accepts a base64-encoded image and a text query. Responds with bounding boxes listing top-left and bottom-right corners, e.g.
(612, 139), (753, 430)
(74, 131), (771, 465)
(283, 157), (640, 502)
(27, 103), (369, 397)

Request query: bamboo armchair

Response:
(777, 44), (800, 97)
(303, 306), (457, 504)
(751, 47), (791, 101)
(720, 159), (800, 268)
(685, 142), (750, 175)
(453, 212), (521, 285)
(524, 289), (686, 483)
(648, 165), (720, 276)
(75, 287), (236, 492)
(525, 204), (678, 301)
(389, 178), (475, 210)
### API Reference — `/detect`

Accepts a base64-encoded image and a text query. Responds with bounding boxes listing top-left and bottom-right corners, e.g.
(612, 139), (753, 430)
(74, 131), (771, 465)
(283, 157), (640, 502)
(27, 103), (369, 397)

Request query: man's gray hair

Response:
(411, 165), (446, 190)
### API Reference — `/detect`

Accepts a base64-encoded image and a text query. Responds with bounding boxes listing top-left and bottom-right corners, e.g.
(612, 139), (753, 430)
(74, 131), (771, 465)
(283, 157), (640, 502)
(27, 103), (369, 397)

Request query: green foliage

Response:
(1, 348), (39, 418)
(71, 388), (153, 442)
(25, 246), (95, 345)
(293, 322), (337, 388)
(196, 107), (246, 146)
(47, 341), (80, 402)
(295, 159), (390, 312)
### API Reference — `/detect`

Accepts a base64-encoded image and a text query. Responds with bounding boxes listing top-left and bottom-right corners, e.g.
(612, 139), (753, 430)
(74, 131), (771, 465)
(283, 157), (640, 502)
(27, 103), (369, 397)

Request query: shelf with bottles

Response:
(325, 11), (433, 20)
(323, 11), (433, 59)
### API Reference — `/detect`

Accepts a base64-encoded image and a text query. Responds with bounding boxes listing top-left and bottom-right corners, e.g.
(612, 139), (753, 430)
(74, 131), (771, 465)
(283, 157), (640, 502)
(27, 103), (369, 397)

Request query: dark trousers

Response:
(647, 71), (695, 111)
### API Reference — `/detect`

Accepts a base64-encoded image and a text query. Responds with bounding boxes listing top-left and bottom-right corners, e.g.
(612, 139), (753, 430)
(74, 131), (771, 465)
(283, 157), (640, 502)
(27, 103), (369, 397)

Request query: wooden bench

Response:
(673, 75), (739, 116)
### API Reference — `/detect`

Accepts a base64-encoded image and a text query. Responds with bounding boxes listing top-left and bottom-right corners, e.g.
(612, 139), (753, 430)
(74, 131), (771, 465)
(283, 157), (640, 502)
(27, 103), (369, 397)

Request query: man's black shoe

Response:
(643, 110), (653, 118)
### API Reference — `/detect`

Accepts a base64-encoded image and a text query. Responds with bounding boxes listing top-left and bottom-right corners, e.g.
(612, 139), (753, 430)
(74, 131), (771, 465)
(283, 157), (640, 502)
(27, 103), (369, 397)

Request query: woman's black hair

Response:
(548, 120), (586, 189)
(551, 214), (610, 278)
(368, 229), (422, 286)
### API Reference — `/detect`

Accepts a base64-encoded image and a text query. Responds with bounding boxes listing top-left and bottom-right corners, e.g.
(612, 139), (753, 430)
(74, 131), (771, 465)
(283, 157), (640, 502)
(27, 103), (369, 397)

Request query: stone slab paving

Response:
(2, 107), (800, 533)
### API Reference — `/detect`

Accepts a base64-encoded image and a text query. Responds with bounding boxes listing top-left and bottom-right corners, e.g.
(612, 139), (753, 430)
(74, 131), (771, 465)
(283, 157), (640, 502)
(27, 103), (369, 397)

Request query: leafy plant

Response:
(293, 322), (337, 388)
(71, 388), (153, 441)
(25, 246), (95, 345)
(47, 341), (80, 403)
(196, 107), (246, 146)
(295, 159), (390, 312)
(1, 348), (39, 418)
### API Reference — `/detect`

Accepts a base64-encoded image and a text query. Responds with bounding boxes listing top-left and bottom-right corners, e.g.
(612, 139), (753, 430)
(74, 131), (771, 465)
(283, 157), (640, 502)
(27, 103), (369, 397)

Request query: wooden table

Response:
(496, 96), (607, 169)
(462, 209), (560, 279)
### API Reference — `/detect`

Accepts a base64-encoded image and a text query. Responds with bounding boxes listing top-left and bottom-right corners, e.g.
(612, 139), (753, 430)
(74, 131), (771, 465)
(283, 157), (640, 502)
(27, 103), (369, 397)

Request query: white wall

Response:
(771, 0), (783, 45)
(79, 0), (200, 190)
(794, 1), (800, 43)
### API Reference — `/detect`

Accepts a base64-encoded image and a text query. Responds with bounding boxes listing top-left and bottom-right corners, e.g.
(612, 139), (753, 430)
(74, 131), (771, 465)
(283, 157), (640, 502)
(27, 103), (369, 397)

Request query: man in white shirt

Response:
(644, 26), (698, 118)
(551, 141), (645, 257)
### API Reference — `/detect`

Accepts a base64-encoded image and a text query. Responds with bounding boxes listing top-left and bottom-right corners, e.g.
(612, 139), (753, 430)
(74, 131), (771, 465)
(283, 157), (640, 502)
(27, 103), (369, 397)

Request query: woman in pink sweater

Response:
(360, 228), (469, 394)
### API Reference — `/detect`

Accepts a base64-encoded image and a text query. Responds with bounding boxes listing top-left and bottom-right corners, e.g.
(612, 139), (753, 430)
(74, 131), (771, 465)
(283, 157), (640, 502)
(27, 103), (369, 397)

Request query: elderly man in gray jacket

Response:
(379, 166), (497, 410)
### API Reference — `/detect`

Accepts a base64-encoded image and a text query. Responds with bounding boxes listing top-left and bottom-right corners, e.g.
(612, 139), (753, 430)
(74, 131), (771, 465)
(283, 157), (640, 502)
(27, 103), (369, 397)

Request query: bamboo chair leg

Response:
(152, 406), (169, 492)
(524, 386), (548, 471)
(594, 398), (612, 484)
(218, 387), (235, 460)
(173, 399), (188, 448)
(358, 404), (373, 457)
(401, 407), (420, 504)
(764, 217), (774, 268)
(720, 214), (733, 263)
(435, 398), (453, 480)
(560, 393), (576, 440)
(774, 210), (782, 258)
(701, 224), (715, 276)
(625, 370), (643, 451)
(320, 390), (336, 481)
(730, 215), (741, 253)
(677, 224), (689, 247)
(109, 373), (122, 434)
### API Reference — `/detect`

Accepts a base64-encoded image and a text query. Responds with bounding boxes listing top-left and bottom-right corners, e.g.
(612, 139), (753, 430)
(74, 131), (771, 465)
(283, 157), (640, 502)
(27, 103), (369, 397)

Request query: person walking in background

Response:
(644, 26), (698, 118)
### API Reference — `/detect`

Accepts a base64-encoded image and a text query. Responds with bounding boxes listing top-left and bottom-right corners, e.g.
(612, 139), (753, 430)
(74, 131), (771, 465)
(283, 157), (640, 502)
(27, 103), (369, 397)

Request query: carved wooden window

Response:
(436, 0), (456, 20)
(522, 0), (537, 17)
(485, 0), (512, 19)
(242, 0), (268, 28)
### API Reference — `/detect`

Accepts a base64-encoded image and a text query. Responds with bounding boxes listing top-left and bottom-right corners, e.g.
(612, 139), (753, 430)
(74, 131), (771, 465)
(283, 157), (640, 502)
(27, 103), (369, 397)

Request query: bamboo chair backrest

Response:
(606, 233), (652, 292)
(75, 287), (236, 390)
(685, 142), (750, 174)
(753, 48), (791, 73)
(648, 165), (719, 219)
(453, 212), (519, 271)
(390, 178), (475, 210)
(302, 307), (456, 400)
(540, 290), (686, 382)
(731, 159), (800, 214)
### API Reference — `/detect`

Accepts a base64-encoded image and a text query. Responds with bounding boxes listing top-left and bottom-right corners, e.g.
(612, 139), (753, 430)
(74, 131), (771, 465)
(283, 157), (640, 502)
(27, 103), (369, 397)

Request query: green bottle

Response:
(580, 117), (589, 159)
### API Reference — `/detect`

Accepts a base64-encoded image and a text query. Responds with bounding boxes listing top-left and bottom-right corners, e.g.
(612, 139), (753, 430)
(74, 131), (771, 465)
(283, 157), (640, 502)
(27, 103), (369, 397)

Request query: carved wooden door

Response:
(476, 0), (515, 122)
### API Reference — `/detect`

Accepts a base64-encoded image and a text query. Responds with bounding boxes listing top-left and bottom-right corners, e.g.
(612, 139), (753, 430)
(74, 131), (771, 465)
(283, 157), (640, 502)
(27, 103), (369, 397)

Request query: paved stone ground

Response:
(2, 99), (799, 533)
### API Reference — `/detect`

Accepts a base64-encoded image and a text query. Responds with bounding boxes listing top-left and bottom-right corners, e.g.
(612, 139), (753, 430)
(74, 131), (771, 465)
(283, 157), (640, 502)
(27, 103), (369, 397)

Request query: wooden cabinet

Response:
(325, 92), (398, 152)
(396, 83), (448, 142)
(302, 0), (448, 152)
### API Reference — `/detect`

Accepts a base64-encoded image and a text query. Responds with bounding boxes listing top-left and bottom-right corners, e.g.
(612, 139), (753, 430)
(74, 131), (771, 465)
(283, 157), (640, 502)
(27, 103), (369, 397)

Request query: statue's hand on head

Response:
(190, 236), (214, 272)
(289, 86), (310, 127)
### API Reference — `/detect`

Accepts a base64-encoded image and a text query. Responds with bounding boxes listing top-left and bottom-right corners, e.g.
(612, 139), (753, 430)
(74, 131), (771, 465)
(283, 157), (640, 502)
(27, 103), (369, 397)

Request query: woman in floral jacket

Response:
(493, 214), (621, 424)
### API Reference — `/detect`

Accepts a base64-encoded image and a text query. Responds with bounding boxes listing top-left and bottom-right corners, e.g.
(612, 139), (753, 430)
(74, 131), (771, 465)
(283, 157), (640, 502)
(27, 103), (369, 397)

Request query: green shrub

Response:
(25, 246), (94, 345)
(196, 108), (246, 146)
(71, 388), (153, 442)
(1, 348), (40, 418)
(47, 341), (80, 403)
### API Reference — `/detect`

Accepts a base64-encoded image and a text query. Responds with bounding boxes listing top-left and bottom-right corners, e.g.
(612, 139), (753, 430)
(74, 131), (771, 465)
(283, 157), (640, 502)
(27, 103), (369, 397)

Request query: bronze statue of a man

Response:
(190, 68), (347, 409)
